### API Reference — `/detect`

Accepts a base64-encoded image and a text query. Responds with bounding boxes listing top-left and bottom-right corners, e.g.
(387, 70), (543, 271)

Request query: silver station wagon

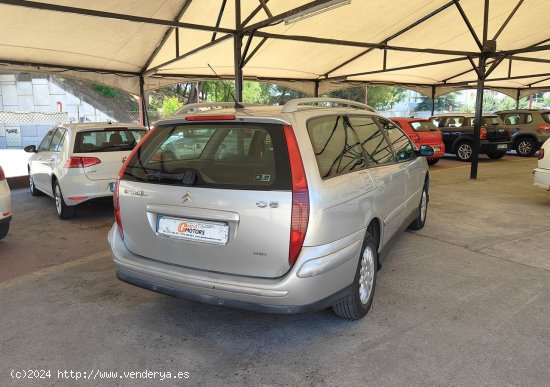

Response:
(109, 98), (433, 319)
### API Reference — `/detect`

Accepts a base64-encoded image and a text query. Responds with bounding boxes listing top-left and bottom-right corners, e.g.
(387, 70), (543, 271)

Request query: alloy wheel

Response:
(457, 144), (472, 160)
(358, 246), (375, 304)
(517, 140), (533, 156)
(420, 189), (427, 223)
(54, 184), (62, 215)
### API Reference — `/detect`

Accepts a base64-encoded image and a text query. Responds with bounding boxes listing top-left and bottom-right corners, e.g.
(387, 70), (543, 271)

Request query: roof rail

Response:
(282, 98), (375, 113)
(176, 102), (256, 115)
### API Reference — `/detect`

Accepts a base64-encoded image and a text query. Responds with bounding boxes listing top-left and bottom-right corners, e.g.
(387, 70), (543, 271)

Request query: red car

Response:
(390, 117), (445, 165)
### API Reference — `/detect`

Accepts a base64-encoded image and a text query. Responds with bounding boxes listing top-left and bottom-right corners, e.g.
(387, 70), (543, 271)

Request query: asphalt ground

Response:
(0, 155), (548, 386)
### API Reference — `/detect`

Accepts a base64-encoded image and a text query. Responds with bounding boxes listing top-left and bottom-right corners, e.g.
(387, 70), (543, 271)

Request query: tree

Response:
(328, 85), (406, 110)
(161, 96), (184, 116)
(414, 93), (458, 112)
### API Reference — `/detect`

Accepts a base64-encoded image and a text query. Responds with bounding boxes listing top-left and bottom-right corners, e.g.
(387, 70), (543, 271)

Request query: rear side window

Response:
(307, 115), (367, 179)
(378, 118), (415, 162)
(74, 129), (145, 153)
(347, 116), (393, 165)
(410, 121), (437, 132)
(122, 123), (291, 191)
(541, 112), (550, 124)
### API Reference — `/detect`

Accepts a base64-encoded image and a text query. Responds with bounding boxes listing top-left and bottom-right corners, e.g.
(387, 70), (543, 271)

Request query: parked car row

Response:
(17, 102), (545, 318)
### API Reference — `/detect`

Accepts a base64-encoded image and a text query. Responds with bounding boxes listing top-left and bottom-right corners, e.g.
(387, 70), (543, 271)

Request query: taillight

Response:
(113, 179), (123, 239)
(480, 127), (487, 139)
(409, 133), (420, 142)
(0, 166), (5, 181)
(64, 156), (101, 168)
(283, 125), (309, 268)
(185, 115), (236, 121)
(537, 124), (550, 133)
(538, 148), (545, 160)
(114, 126), (157, 240)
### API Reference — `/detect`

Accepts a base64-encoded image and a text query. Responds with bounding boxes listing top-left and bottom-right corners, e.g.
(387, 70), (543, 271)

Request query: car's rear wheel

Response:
(332, 233), (377, 320)
(0, 223), (9, 240)
(409, 183), (428, 230)
(487, 152), (505, 159)
(456, 142), (473, 162)
(427, 158), (440, 165)
(515, 137), (537, 157)
(53, 180), (76, 219)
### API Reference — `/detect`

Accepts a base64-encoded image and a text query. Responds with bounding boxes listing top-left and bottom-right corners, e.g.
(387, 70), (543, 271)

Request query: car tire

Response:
(456, 142), (473, 162)
(427, 158), (440, 165)
(409, 183), (428, 231)
(487, 152), (505, 159)
(29, 173), (43, 196)
(0, 223), (8, 240)
(53, 180), (76, 219)
(332, 233), (378, 320)
(515, 137), (537, 157)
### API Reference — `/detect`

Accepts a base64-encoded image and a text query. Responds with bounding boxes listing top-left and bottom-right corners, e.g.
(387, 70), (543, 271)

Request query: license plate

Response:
(433, 147), (440, 152)
(497, 144), (508, 149)
(108, 182), (115, 192)
(157, 216), (229, 245)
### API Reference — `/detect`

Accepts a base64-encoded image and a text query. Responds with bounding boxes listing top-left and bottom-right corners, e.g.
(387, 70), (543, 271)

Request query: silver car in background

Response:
(109, 99), (433, 319)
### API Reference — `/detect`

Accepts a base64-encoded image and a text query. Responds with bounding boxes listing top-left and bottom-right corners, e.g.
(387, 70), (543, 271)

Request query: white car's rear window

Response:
(74, 129), (145, 153)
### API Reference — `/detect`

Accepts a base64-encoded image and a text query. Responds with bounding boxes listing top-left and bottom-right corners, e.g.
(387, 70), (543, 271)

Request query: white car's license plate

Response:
(432, 147), (440, 152)
(497, 144), (508, 149)
(157, 216), (229, 245)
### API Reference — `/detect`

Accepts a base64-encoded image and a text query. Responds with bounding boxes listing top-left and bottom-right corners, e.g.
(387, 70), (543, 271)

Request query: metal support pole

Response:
(139, 76), (149, 127)
(515, 89), (520, 109)
(234, 0), (243, 102)
(314, 80), (319, 97)
(430, 86), (436, 116)
(470, 55), (486, 180)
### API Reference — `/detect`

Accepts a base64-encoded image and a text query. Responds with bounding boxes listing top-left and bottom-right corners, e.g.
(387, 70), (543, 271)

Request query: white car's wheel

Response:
(53, 180), (76, 219)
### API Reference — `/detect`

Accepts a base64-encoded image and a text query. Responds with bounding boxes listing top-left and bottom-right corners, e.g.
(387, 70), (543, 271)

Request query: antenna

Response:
(207, 64), (244, 109)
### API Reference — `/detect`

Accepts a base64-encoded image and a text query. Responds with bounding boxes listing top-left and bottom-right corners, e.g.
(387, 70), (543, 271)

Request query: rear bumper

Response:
(424, 142), (445, 159)
(109, 225), (363, 314)
(533, 168), (550, 191)
(479, 141), (511, 154)
(59, 176), (114, 206)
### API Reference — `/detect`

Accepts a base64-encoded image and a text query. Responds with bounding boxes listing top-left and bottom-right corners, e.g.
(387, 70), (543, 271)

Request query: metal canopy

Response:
(0, 0), (547, 97)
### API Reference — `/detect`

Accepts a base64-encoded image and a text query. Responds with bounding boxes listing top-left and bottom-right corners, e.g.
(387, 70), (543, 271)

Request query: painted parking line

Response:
(0, 249), (111, 290)
(430, 158), (535, 173)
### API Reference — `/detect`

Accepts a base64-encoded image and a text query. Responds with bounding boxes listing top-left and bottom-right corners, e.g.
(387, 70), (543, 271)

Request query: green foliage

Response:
(414, 93), (459, 112)
(328, 85), (406, 110)
(161, 96), (184, 116)
(92, 83), (119, 98)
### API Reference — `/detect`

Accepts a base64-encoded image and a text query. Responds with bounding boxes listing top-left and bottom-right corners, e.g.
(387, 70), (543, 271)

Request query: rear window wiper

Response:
(146, 170), (197, 186)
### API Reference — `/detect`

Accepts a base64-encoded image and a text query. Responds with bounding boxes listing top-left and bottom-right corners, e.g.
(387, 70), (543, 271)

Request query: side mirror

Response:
(24, 145), (37, 153)
(416, 145), (435, 157)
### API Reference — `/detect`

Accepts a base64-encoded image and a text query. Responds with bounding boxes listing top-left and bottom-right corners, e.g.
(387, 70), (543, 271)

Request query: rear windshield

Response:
(122, 123), (291, 190)
(542, 112), (550, 124)
(74, 129), (146, 153)
(409, 121), (438, 132)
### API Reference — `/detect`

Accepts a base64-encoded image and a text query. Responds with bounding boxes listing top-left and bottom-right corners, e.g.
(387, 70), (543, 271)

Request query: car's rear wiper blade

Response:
(146, 172), (184, 181)
(146, 170), (198, 186)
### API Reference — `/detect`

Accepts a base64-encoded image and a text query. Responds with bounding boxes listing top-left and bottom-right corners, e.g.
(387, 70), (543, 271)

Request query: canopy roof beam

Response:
(140, 0), (193, 72)
(211, 0), (228, 42)
(0, 0), (235, 34)
(0, 58), (138, 76)
(241, 0), (271, 27)
(492, 0), (524, 41)
(453, 0), (483, 51)
(252, 31), (480, 57)
(323, 0), (457, 77)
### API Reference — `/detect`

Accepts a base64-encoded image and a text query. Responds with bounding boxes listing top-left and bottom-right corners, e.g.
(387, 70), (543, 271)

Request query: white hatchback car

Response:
(0, 165), (12, 240)
(533, 138), (550, 191)
(25, 123), (147, 219)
